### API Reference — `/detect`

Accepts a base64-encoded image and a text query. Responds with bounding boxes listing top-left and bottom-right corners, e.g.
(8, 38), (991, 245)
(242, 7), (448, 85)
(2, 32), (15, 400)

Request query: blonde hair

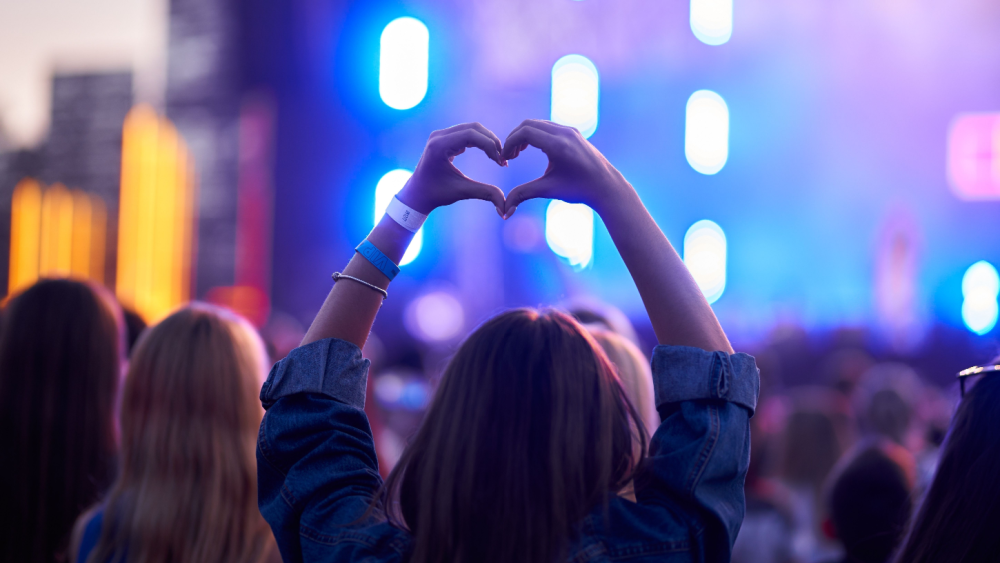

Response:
(587, 329), (659, 439)
(85, 304), (274, 563)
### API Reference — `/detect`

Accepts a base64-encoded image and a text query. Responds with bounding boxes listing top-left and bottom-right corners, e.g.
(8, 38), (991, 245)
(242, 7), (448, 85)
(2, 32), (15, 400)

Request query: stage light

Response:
(117, 106), (196, 322)
(551, 54), (599, 139)
(545, 200), (594, 268)
(683, 219), (727, 304)
(947, 113), (1000, 200)
(962, 260), (999, 335)
(379, 17), (429, 110)
(405, 290), (465, 342)
(685, 90), (729, 175)
(690, 0), (733, 45)
(374, 169), (422, 265)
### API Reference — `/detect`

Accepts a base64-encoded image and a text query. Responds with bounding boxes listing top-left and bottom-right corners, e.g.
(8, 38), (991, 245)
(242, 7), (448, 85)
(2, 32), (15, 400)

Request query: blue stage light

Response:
(375, 169), (422, 265)
(684, 220), (727, 304)
(685, 90), (729, 175)
(379, 17), (429, 110)
(545, 200), (594, 267)
(961, 260), (999, 335)
(690, 0), (733, 45)
(551, 54), (599, 138)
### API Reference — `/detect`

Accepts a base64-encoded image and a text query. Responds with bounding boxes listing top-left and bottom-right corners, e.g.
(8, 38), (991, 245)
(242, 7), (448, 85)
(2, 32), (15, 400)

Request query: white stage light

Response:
(683, 220), (727, 304)
(690, 0), (733, 46)
(545, 200), (594, 268)
(551, 55), (599, 139)
(379, 17), (429, 110)
(685, 90), (729, 175)
(375, 169), (422, 265)
(962, 261), (999, 335)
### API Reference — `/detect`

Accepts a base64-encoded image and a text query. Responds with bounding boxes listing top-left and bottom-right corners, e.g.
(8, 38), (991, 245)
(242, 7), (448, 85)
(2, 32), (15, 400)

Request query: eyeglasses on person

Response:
(957, 364), (1000, 397)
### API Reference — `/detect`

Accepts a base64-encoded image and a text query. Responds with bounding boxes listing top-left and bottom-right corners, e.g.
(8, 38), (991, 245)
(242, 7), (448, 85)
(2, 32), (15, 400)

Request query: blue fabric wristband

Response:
(355, 240), (400, 281)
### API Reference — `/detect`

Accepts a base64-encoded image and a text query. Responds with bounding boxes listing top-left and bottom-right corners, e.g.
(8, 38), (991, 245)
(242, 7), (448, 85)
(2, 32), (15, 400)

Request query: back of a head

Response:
(852, 364), (921, 445)
(89, 304), (274, 563)
(0, 279), (122, 563)
(894, 372), (1000, 563)
(826, 442), (914, 563)
(782, 388), (848, 491)
(382, 309), (646, 563)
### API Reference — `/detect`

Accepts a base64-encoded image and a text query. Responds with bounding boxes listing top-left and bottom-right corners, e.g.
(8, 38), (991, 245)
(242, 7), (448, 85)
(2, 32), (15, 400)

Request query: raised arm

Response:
(259, 123), (506, 562)
(301, 123), (506, 347)
(501, 119), (733, 353)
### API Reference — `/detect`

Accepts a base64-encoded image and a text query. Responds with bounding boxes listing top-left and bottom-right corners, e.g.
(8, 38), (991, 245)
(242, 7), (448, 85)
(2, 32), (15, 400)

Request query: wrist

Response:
(395, 178), (435, 215)
(592, 176), (638, 219)
(367, 215), (416, 265)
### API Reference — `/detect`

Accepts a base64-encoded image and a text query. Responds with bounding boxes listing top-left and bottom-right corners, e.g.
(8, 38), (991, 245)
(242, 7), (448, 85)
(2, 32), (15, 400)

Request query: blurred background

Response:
(1, 0), (999, 490)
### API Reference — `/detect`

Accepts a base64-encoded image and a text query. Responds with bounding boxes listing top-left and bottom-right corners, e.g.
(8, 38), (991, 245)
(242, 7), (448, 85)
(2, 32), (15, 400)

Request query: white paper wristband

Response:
(385, 196), (427, 232)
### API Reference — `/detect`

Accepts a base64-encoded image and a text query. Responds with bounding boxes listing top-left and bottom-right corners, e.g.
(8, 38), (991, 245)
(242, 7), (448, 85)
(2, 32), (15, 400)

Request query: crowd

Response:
(1, 121), (999, 563)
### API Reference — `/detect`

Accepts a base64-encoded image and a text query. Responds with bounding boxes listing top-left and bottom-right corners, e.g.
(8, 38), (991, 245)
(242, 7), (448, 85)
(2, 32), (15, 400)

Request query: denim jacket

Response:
(258, 338), (759, 563)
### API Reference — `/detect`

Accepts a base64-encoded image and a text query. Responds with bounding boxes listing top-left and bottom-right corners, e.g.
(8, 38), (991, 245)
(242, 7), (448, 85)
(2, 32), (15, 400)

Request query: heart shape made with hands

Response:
(400, 119), (617, 221)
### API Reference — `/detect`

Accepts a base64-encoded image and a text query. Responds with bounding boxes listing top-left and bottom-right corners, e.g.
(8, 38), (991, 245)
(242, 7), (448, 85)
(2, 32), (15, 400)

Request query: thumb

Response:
(461, 179), (506, 218)
(503, 177), (552, 219)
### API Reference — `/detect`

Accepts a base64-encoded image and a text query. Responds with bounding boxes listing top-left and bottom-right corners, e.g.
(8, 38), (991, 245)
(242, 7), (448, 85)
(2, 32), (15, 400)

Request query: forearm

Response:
(301, 216), (414, 348)
(598, 184), (733, 353)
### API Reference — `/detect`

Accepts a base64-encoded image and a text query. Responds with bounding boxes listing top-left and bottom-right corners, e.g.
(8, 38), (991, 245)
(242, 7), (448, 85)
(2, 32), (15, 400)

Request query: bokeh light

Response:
(379, 17), (429, 110)
(551, 54), (599, 139)
(683, 219), (727, 304)
(947, 113), (1000, 200)
(690, 0), (733, 45)
(374, 169), (422, 265)
(685, 90), (729, 175)
(405, 290), (465, 342)
(961, 260), (999, 335)
(545, 200), (594, 268)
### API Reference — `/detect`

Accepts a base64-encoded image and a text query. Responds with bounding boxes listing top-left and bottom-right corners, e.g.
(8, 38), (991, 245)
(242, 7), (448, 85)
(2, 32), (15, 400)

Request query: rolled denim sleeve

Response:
(260, 337), (370, 410)
(257, 338), (383, 563)
(637, 345), (759, 563)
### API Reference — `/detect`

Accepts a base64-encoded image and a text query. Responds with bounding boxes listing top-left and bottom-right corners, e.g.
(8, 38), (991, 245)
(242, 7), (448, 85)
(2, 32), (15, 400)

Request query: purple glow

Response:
(947, 113), (1000, 200)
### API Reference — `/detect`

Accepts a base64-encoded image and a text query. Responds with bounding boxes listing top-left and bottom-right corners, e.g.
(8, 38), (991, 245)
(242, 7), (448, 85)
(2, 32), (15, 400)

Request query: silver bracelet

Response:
(332, 272), (388, 301)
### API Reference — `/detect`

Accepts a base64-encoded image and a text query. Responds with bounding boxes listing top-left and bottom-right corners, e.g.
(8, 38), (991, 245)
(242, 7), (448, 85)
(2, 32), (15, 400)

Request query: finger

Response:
(459, 180), (506, 216)
(437, 128), (503, 165)
(503, 176), (553, 218)
(501, 125), (562, 161)
(466, 123), (504, 162)
(434, 123), (503, 159)
(521, 118), (573, 135)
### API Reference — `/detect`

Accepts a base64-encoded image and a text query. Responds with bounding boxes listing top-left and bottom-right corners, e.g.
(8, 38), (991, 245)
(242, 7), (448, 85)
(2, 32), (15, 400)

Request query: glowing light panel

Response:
(551, 55), (599, 138)
(9, 178), (108, 295)
(117, 105), (196, 322)
(684, 220), (727, 304)
(685, 90), (729, 175)
(374, 169), (422, 265)
(379, 17), (429, 110)
(545, 200), (593, 268)
(690, 0), (733, 45)
(962, 260), (999, 335)
(947, 113), (1000, 200)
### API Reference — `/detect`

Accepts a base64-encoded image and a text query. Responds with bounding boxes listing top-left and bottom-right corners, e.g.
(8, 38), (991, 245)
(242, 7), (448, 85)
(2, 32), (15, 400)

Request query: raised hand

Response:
(396, 122), (507, 217)
(500, 119), (633, 218)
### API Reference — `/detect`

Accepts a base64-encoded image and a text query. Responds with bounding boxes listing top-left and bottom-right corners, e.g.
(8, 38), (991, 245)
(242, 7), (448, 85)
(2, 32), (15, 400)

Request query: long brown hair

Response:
(86, 304), (275, 563)
(0, 279), (123, 563)
(379, 309), (647, 563)
(893, 368), (1000, 563)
